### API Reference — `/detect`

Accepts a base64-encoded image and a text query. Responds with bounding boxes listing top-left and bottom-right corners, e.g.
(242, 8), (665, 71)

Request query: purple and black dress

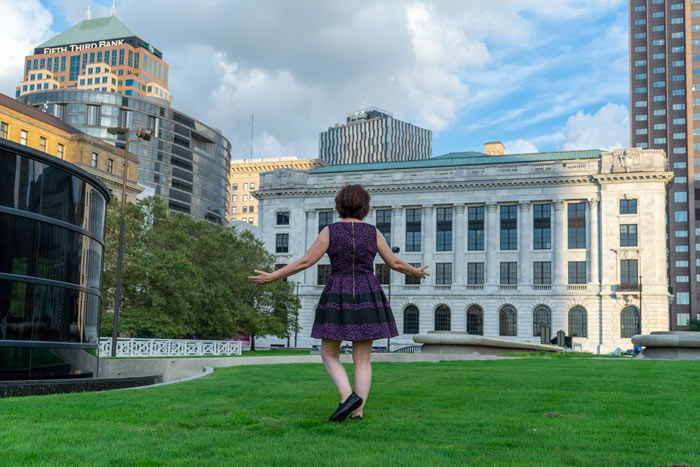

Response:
(311, 221), (399, 341)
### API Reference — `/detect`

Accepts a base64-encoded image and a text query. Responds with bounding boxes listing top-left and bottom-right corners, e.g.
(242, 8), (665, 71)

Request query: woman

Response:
(248, 184), (428, 423)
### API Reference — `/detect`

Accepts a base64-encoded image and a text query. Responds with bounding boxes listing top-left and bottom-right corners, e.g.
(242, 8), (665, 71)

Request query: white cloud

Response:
(560, 103), (629, 151)
(0, 0), (54, 97)
(505, 139), (538, 154)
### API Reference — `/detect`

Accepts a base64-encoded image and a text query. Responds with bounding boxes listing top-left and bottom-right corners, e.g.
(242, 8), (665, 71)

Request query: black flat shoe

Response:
(349, 414), (363, 421)
(328, 392), (363, 423)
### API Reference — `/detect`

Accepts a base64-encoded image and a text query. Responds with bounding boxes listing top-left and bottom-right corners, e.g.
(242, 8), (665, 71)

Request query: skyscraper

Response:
(319, 108), (432, 165)
(17, 12), (232, 224)
(629, 0), (696, 327)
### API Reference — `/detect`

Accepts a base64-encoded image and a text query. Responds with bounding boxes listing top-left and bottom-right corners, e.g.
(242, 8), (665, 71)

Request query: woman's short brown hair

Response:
(335, 184), (370, 219)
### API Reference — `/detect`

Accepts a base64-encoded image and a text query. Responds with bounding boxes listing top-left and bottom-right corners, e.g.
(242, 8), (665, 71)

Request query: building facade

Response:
(228, 156), (325, 224)
(17, 14), (171, 101)
(319, 108), (432, 165)
(0, 93), (141, 203)
(0, 138), (110, 379)
(629, 0), (699, 326)
(255, 147), (672, 353)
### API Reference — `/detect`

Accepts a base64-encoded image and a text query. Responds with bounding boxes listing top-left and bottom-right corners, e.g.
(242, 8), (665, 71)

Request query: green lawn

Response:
(2, 360), (699, 466)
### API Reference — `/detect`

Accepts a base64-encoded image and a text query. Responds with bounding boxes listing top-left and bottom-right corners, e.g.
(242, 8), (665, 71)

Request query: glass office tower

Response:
(0, 139), (110, 380)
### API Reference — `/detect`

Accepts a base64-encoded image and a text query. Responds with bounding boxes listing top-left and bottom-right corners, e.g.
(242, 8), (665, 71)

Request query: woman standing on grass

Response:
(248, 184), (428, 423)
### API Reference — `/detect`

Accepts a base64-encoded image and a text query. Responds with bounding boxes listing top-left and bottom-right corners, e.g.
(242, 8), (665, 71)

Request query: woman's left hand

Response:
(248, 269), (274, 284)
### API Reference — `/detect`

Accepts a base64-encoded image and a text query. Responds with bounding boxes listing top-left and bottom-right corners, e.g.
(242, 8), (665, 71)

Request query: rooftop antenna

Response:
(111, 0), (116, 16)
(85, 0), (92, 20)
(250, 113), (254, 160)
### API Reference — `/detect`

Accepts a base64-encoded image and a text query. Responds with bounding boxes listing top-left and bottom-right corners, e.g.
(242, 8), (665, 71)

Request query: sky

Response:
(0, 0), (630, 159)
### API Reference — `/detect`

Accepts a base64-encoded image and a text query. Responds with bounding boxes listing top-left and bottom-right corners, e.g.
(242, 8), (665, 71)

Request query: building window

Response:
(620, 199), (637, 214)
(248, 217), (253, 224)
(621, 306), (641, 338)
(533, 305), (551, 337)
(500, 205), (517, 250)
(57, 143), (64, 159)
(232, 183), (238, 191)
(405, 208), (421, 252)
(620, 224), (638, 247)
(500, 262), (517, 285)
(275, 233), (289, 253)
(533, 203), (551, 249)
(568, 261), (586, 284)
(91, 152), (98, 167)
(403, 306), (419, 334)
(108, 158), (114, 174)
(277, 211), (290, 225)
(568, 202), (586, 248)
(231, 207), (236, 214)
(434, 305), (451, 331)
(249, 206), (254, 213)
(467, 305), (483, 335)
(318, 211), (334, 232)
(533, 261), (551, 285)
(317, 264), (331, 285)
(405, 263), (422, 285)
(243, 194), (248, 202)
(232, 195), (237, 202)
(243, 183), (248, 190)
(621, 260), (638, 286)
(467, 206), (484, 250)
(436, 207), (453, 251)
(436, 263), (452, 285)
(467, 263), (484, 285)
(250, 182), (255, 190)
(20, 130), (27, 145)
(376, 209), (391, 246)
(243, 207), (247, 213)
(569, 306), (588, 338)
(0, 122), (8, 139)
(375, 263), (390, 285)
(39, 137), (47, 152)
(499, 305), (517, 336)
(87, 105), (100, 126)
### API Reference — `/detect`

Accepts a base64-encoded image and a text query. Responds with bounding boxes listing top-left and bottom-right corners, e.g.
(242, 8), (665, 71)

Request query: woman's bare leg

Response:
(320, 339), (352, 403)
(351, 340), (373, 416)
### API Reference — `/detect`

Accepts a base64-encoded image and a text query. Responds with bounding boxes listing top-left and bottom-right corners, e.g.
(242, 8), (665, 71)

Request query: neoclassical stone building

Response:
(254, 146), (672, 353)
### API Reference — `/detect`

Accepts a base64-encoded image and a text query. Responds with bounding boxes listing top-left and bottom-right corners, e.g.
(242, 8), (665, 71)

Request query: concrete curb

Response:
(122, 366), (214, 391)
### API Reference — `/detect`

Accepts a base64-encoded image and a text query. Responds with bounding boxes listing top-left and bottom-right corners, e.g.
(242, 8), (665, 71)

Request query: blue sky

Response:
(3, 0), (630, 158)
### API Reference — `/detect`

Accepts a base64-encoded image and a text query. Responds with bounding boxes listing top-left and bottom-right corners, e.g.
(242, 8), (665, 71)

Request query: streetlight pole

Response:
(108, 126), (152, 357)
(387, 246), (400, 352)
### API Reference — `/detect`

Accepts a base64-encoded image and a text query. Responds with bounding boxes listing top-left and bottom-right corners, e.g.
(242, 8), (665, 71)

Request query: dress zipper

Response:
(352, 222), (356, 297)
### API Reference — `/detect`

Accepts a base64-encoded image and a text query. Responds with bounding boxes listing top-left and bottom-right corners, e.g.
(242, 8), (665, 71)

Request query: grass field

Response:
(1, 359), (699, 466)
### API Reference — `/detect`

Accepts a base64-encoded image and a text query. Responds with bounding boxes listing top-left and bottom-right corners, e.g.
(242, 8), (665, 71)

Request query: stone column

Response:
(486, 202), (498, 286)
(303, 210), (316, 285)
(553, 200), (567, 286)
(423, 205), (434, 285)
(519, 201), (531, 287)
(391, 206), (403, 286)
(454, 204), (466, 285)
(587, 198), (600, 285)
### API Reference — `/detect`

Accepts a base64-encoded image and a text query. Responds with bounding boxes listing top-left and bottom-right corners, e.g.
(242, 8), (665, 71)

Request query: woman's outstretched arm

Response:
(376, 229), (429, 278)
(248, 227), (330, 284)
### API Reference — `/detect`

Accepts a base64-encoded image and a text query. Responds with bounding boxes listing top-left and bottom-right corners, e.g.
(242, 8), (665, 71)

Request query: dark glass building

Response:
(0, 138), (109, 380)
(20, 90), (231, 224)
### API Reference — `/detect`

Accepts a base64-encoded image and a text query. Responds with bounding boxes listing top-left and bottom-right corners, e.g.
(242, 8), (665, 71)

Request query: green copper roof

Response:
(37, 16), (142, 49)
(308, 150), (602, 174)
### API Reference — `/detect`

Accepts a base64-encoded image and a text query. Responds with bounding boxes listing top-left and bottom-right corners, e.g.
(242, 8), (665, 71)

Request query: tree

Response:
(101, 197), (300, 342)
(687, 318), (700, 332)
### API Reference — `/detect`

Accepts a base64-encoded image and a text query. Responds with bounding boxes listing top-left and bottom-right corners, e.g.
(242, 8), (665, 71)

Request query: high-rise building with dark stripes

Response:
(629, 0), (698, 327)
(319, 108), (432, 165)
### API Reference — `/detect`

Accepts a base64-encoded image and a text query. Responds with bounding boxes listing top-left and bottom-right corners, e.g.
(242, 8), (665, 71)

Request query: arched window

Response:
(403, 305), (419, 334)
(569, 306), (588, 337)
(435, 305), (451, 331)
(499, 305), (517, 336)
(467, 305), (483, 335)
(532, 305), (551, 337)
(621, 306), (641, 338)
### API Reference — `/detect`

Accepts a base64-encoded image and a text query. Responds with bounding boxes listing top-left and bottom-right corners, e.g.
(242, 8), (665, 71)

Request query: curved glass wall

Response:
(0, 139), (109, 380)
(20, 90), (231, 225)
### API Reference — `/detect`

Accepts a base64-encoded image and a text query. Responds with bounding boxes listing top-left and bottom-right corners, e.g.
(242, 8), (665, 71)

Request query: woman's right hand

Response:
(411, 265), (429, 279)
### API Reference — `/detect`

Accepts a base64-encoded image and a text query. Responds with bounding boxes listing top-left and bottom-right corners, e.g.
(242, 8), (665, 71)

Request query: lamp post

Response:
(107, 126), (152, 357)
(387, 246), (400, 352)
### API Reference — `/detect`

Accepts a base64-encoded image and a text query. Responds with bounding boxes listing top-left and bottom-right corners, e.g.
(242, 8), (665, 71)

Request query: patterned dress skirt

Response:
(311, 272), (399, 341)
